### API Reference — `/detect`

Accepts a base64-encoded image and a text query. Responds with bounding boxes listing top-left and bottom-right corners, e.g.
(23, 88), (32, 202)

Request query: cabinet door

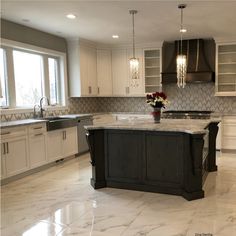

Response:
(29, 133), (47, 168)
(97, 49), (113, 96)
(87, 47), (97, 96)
(1, 143), (6, 179)
(112, 49), (128, 96)
(5, 137), (29, 177)
(63, 127), (78, 157)
(80, 45), (89, 96)
(47, 130), (63, 162)
(127, 48), (144, 95)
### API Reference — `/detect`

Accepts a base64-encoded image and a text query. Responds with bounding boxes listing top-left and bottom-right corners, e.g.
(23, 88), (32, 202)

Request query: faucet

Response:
(33, 104), (40, 118)
(39, 96), (50, 118)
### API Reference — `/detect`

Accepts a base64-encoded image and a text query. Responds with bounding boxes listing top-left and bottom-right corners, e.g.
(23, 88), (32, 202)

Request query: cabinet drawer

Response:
(222, 137), (236, 150)
(223, 116), (236, 124)
(222, 124), (236, 136)
(1, 126), (27, 140)
(28, 123), (46, 134)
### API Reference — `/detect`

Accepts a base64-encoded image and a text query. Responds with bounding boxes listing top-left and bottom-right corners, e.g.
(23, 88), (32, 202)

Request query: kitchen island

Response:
(85, 118), (220, 200)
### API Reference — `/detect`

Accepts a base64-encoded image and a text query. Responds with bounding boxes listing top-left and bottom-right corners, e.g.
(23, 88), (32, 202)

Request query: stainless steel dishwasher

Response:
(76, 115), (93, 155)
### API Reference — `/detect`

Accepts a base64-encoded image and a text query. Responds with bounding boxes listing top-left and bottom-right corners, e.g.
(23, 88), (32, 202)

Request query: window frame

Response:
(0, 38), (68, 114)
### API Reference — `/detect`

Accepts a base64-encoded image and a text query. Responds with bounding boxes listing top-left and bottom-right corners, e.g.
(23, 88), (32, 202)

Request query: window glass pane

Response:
(48, 58), (59, 105)
(0, 48), (8, 107)
(13, 50), (43, 107)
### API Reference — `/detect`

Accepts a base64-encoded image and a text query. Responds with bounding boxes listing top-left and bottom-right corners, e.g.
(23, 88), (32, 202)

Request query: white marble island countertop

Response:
(85, 117), (221, 134)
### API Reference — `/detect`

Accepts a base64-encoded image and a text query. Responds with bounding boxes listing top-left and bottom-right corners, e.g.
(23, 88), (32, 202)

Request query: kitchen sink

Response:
(36, 116), (77, 131)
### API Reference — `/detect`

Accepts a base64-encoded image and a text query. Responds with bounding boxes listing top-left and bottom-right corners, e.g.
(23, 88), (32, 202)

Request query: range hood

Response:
(162, 38), (215, 83)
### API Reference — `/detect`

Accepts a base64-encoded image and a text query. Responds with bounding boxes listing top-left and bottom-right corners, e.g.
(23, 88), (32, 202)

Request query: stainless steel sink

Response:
(36, 116), (77, 131)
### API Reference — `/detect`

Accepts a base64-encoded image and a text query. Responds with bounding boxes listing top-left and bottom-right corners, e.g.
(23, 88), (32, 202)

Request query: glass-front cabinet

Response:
(216, 43), (236, 96)
(144, 49), (162, 93)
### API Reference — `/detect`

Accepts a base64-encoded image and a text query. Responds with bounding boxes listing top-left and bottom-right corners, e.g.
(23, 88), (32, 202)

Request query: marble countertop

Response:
(85, 117), (221, 134)
(0, 119), (47, 129)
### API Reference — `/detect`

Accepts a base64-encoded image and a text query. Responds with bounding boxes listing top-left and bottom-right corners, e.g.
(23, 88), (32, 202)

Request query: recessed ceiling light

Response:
(180, 28), (187, 33)
(112, 35), (119, 39)
(66, 14), (77, 19)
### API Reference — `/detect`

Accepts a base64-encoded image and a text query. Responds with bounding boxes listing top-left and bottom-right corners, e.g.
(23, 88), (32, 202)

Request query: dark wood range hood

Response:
(162, 38), (216, 84)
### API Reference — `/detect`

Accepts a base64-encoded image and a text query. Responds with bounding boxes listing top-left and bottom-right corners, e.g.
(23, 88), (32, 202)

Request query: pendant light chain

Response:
(132, 11), (135, 58)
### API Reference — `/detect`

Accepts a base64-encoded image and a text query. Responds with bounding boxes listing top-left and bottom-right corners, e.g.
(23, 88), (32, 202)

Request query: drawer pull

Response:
(6, 142), (9, 154)
(34, 127), (42, 130)
(1, 132), (10, 135)
(34, 133), (43, 136)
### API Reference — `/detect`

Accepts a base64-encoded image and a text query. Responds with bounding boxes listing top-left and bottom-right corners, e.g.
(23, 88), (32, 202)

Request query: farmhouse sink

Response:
(36, 116), (77, 131)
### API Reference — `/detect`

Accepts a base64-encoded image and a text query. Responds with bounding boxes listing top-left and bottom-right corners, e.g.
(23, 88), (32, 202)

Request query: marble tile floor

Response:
(1, 152), (236, 236)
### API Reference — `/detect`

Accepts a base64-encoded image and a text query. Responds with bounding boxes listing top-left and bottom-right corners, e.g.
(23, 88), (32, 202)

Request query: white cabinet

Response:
(216, 43), (236, 96)
(144, 49), (162, 93)
(221, 116), (236, 151)
(127, 48), (144, 96)
(1, 127), (29, 178)
(112, 48), (145, 96)
(112, 49), (129, 96)
(28, 123), (47, 168)
(67, 40), (97, 97)
(62, 127), (78, 157)
(97, 49), (113, 96)
(47, 127), (78, 162)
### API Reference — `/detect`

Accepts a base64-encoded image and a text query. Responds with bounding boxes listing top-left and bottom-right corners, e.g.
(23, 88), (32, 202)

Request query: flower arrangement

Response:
(146, 92), (168, 109)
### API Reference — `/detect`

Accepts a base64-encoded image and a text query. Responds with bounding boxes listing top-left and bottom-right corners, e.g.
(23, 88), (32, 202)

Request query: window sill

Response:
(0, 106), (68, 115)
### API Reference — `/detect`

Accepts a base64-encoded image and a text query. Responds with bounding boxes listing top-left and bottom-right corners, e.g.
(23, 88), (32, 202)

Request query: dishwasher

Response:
(76, 115), (93, 155)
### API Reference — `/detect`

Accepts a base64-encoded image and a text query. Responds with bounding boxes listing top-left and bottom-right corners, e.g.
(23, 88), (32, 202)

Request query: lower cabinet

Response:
(1, 136), (29, 178)
(1, 124), (78, 182)
(221, 116), (236, 152)
(47, 127), (78, 162)
(29, 133), (47, 168)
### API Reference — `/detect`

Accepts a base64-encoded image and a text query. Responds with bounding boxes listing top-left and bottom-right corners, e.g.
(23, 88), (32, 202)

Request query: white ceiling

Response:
(2, 0), (236, 45)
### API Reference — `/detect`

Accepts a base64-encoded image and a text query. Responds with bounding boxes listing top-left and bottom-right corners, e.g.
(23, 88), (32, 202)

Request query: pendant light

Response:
(129, 10), (139, 87)
(176, 4), (187, 88)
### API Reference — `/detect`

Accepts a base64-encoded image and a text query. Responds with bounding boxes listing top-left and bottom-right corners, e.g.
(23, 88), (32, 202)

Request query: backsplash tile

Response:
(1, 83), (235, 122)
(162, 83), (236, 112)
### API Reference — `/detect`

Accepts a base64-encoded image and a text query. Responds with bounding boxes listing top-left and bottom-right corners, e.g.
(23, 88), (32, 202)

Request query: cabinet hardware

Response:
(88, 86), (92, 94)
(126, 87), (130, 94)
(1, 132), (10, 135)
(3, 143), (6, 155)
(65, 131), (67, 140)
(6, 142), (9, 154)
(97, 87), (100, 94)
(34, 133), (43, 136)
(34, 127), (42, 130)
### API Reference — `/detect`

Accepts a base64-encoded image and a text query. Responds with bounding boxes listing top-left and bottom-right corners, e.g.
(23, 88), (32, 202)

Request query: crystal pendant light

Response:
(176, 4), (187, 88)
(129, 10), (139, 87)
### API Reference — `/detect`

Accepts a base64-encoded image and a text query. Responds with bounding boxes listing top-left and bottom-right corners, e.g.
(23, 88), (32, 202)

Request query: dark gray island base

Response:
(86, 119), (219, 201)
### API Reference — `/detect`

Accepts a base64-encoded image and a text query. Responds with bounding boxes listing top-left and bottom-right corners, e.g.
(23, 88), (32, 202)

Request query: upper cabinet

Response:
(68, 38), (161, 97)
(97, 49), (113, 96)
(127, 48), (144, 96)
(144, 49), (162, 93)
(112, 48), (145, 96)
(216, 43), (236, 96)
(68, 40), (97, 97)
(112, 49), (129, 96)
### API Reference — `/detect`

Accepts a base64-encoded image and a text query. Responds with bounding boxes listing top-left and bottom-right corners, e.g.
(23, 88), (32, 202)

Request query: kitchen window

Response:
(0, 48), (9, 107)
(0, 39), (67, 110)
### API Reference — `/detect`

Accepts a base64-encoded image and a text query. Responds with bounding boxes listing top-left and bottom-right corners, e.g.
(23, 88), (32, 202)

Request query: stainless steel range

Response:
(162, 110), (212, 119)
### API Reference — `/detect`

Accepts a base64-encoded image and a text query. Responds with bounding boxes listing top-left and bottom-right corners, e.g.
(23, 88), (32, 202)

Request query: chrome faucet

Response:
(33, 104), (40, 118)
(39, 96), (50, 118)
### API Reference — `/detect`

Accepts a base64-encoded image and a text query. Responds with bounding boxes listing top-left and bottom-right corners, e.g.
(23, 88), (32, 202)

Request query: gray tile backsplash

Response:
(1, 83), (236, 122)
